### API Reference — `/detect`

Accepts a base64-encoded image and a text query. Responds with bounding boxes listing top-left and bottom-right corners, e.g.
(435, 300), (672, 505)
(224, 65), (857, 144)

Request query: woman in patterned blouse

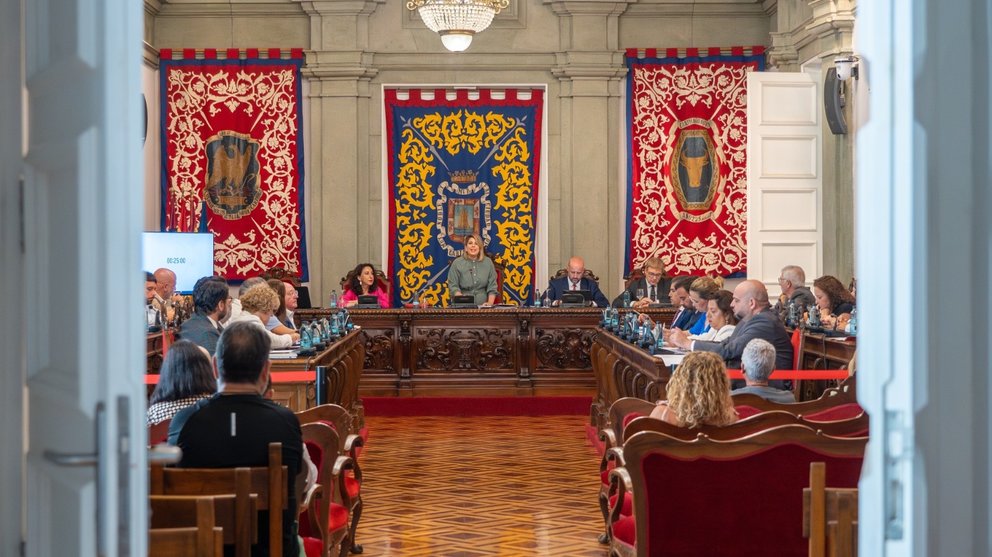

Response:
(146, 340), (217, 426)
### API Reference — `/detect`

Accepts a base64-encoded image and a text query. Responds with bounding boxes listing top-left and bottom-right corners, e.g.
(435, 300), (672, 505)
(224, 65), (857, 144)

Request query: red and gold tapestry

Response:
(159, 48), (308, 281)
(624, 47), (764, 277)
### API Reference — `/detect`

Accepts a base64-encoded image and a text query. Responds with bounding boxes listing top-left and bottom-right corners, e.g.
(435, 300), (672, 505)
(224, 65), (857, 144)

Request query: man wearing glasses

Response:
(772, 265), (815, 323)
(613, 257), (672, 309)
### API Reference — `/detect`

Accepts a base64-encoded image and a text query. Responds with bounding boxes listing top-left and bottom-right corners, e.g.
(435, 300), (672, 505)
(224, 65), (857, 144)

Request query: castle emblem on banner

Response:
(204, 131), (262, 220)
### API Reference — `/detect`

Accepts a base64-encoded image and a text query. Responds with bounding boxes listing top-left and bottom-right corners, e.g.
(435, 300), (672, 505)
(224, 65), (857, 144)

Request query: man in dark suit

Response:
(177, 275), (230, 354)
(669, 279), (794, 369)
(667, 275), (703, 330)
(545, 256), (610, 307)
(612, 256), (672, 308)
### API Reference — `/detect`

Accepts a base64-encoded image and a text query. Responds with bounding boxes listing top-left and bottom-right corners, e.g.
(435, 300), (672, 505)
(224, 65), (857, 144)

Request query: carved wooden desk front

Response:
(295, 307), (677, 397)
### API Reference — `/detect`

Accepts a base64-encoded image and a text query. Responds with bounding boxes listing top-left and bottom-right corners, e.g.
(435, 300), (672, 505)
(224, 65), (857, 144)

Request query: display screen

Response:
(142, 232), (216, 293)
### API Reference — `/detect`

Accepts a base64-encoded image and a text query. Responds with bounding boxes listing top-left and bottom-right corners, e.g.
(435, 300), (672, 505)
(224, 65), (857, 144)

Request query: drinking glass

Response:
(636, 287), (645, 300)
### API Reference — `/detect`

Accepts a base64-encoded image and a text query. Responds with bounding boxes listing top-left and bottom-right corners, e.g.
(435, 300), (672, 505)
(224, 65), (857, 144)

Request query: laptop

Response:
(356, 294), (380, 309)
(561, 290), (591, 307)
(450, 294), (476, 308)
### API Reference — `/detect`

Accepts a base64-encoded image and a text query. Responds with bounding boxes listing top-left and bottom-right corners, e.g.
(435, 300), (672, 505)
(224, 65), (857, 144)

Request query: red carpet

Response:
(362, 396), (592, 417)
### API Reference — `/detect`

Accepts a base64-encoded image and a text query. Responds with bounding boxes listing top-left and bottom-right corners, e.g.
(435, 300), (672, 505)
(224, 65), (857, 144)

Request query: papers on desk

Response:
(269, 349), (299, 360)
(653, 348), (687, 368)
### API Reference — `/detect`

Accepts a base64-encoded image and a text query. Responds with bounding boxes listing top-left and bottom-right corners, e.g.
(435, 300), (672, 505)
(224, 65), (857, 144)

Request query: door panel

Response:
(22, 0), (146, 556)
(746, 71), (823, 297)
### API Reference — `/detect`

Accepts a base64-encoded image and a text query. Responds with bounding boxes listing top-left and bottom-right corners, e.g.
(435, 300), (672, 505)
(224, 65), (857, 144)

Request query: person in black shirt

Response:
(169, 321), (303, 557)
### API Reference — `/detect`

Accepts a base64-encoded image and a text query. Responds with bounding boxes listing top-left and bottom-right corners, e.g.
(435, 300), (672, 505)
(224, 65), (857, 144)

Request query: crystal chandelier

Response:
(406, 0), (510, 52)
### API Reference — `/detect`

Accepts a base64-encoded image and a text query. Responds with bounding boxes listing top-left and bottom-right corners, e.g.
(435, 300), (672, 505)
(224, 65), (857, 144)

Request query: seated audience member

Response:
(340, 262), (391, 308)
(447, 234), (498, 306)
(282, 280), (299, 328)
(772, 265), (816, 322)
(669, 280), (794, 370)
(689, 290), (738, 342)
(612, 256), (671, 309)
(544, 256), (610, 307)
(152, 267), (185, 322)
(227, 284), (298, 348)
(265, 279), (299, 334)
(813, 275), (856, 331)
(224, 276), (266, 324)
(732, 338), (796, 403)
(650, 351), (737, 427)
(672, 276), (703, 331)
(685, 276), (722, 335)
(144, 271), (158, 303)
(168, 322), (304, 557)
(177, 276), (229, 354)
(147, 340), (217, 426)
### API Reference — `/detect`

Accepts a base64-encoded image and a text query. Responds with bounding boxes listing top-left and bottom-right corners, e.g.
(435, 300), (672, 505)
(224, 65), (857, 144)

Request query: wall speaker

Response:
(824, 67), (848, 135)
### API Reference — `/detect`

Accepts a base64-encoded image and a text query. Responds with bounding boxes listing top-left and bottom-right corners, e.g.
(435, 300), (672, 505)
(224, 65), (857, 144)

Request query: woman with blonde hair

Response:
(650, 351), (738, 428)
(226, 283), (299, 348)
(446, 233), (498, 306)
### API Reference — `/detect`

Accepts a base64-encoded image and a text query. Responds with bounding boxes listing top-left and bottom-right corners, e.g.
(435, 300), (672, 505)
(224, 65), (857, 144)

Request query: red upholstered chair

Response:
(730, 375), (858, 415)
(297, 404), (365, 554)
(300, 421), (355, 557)
(148, 418), (171, 446)
(607, 425), (866, 557)
(802, 403), (866, 423)
(596, 398), (656, 542)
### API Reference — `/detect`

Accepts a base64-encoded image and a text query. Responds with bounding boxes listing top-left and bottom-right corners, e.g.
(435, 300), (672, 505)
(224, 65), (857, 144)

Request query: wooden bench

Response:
(607, 425), (866, 556)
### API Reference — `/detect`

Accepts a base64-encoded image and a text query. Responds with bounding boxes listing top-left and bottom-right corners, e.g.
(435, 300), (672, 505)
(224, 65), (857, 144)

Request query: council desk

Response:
(295, 307), (678, 397)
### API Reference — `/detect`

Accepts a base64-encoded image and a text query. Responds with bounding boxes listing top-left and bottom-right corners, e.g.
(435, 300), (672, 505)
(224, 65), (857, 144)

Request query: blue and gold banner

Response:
(385, 88), (544, 307)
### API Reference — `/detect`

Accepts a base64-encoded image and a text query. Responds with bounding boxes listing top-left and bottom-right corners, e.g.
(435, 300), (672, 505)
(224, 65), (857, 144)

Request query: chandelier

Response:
(406, 0), (510, 52)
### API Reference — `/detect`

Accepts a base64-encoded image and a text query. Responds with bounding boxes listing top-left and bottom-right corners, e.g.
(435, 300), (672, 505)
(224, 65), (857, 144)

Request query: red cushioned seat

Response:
(735, 405), (762, 419)
(612, 515), (636, 546)
(803, 402), (864, 422)
(609, 492), (633, 516)
(303, 536), (323, 557)
(329, 503), (349, 530)
(345, 474), (360, 499)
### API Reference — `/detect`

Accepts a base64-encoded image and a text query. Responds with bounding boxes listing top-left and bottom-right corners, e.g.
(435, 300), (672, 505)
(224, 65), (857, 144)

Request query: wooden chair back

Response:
(149, 443), (287, 557)
(622, 410), (868, 442)
(804, 462), (859, 557)
(731, 375), (858, 416)
(262, 267), (301, 287)
(148, 496), (224, 557)
(551, 267), (601, 282)
(300, 421), (354, 556)
(609, 425), (866, 557)
(150, 494), (257, 549)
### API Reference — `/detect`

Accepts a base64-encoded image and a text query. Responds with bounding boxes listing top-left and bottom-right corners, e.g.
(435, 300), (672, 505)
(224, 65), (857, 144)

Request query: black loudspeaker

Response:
(824, 67), (848, 135)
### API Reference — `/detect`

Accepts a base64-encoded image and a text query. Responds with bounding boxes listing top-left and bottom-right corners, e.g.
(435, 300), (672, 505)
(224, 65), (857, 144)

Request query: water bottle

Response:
(623, 290), (631, 308)
(656, 332), (665, 354)
(847, 308), (858, 335)
(534, 288), (542, 308)
(330, 314), (340, 337)
(299, 323), (312, 349)
(329, 290), (338, 308)
(610, 309), (619, 332)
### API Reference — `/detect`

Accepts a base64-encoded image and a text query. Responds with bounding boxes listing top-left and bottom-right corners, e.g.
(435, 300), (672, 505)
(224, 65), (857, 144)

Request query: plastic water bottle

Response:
(623, 290), (631, 308)
(300, 323), (312, 349)
(847, 308), (858, 335)
(534, 288), (542, 308)
(329, 290), (338, 308)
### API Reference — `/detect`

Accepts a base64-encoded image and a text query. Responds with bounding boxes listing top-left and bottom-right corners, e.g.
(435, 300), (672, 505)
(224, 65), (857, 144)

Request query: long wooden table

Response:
(145, 329), (365, 413)
(295, 307), (677, 397)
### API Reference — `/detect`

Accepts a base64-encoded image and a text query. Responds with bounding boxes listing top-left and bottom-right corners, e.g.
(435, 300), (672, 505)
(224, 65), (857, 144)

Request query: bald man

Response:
(544, 256), (610, 307)
(670, 280), (794, 369)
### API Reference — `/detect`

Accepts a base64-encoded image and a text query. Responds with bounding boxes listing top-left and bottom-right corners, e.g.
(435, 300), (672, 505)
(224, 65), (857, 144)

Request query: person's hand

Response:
(632, 297), (651, 309)
(345, 299), (359, 308)
(669, 329), (690, 349)
(290, 332), (301, 342)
